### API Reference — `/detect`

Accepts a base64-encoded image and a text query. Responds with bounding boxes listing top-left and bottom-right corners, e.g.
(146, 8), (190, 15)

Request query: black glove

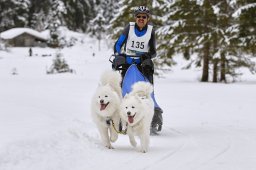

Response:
(141, 53), (151, 62)
(112, 54), (126, 70)
(141, 54), (154, 74)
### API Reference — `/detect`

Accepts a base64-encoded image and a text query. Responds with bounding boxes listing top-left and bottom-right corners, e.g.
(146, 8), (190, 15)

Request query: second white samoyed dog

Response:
(120, 81), (154, 153)
(91, 70), (122, 149)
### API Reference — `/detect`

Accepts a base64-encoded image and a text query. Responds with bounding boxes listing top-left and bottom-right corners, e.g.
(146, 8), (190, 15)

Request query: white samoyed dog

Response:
(91, 70), (122, 149)
(120, 81), (154, 153)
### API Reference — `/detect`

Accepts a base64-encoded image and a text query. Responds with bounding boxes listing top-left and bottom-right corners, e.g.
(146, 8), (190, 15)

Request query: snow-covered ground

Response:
(0, 36), (256, 170)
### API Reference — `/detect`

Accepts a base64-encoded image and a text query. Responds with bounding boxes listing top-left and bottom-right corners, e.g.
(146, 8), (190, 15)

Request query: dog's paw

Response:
(139, 148), (147, 153)
(140, 149), (147, 153)
(138, 145), (148, 153)
(105, 144), (114, 149)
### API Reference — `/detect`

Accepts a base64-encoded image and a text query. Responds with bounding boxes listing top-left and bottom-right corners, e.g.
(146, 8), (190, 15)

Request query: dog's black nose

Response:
(127, 111), (131, 116)
(100, 99), (104, 104)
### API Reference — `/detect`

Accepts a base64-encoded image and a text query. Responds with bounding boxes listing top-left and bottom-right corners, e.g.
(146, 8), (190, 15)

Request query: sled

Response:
(122, 64), (161, 109)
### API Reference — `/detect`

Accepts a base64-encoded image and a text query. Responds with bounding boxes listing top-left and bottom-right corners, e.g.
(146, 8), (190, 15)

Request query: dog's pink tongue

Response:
(128, 116), (134, 123)
(100, 104), (106, 111)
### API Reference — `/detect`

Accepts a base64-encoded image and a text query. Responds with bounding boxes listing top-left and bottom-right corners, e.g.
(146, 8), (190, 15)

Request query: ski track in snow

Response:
(141, 128), (188, 170)
(136, 125), (255, 170)
(0, 117), (256, 170)
(1, 46), (256, 170)
(199, 128), (232, 165)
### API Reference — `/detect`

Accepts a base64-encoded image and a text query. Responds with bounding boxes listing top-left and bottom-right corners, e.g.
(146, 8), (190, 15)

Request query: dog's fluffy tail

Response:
(100, 70), (122, 86)
(100, 70), (122, 97)
(131, 81), (153, 97)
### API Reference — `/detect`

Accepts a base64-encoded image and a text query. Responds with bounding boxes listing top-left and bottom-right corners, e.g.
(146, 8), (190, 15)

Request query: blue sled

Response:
(122, 64), (161, 109)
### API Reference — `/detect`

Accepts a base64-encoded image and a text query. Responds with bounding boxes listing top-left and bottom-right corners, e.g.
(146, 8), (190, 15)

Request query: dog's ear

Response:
(124, 94), (129, 99)
(105, 83), (115, 91)
(135, 94), (142, 103)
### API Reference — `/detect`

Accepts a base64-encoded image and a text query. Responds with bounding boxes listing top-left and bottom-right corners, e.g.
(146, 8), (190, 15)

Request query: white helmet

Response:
(134, 6), (150, 16)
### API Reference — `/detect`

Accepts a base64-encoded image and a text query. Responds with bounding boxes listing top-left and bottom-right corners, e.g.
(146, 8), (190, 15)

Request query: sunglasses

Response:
(136, 16), (147, 19)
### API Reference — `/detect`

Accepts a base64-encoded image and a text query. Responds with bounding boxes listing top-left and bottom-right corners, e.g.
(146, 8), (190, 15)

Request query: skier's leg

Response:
(141, 59), (163, 133)
(151, 107), (163, 133)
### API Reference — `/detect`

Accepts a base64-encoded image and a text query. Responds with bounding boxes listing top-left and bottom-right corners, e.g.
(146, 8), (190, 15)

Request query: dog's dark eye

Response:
(132, 106), (135, 109)
(98, 96), (100, 98)
(105, 95), (108, 97)
(125, 107), (128, 109)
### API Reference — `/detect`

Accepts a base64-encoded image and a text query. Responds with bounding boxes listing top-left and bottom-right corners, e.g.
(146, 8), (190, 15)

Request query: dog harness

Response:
(110, 119), (128, 135)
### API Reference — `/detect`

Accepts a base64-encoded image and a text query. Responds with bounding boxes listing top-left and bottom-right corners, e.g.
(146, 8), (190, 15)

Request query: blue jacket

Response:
(114, 23), (156, 64)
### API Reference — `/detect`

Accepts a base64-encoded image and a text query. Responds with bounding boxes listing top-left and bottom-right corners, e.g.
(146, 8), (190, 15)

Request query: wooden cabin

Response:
(0, 28), (48, 47)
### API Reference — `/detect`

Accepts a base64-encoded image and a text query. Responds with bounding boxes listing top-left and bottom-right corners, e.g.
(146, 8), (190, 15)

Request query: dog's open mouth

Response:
(128, 114), (136, 124)
(100, 102), (109, 111)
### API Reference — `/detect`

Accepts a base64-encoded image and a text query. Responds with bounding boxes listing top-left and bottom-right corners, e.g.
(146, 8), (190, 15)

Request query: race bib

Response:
(125, 22), (153, 56)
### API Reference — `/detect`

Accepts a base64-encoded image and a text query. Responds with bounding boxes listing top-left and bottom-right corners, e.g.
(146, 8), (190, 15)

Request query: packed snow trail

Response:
(1, 77), (256, 170)
(1, 46), (256, 170)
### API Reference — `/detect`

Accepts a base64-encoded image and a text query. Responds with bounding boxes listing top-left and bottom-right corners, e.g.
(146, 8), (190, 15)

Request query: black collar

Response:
(106, 118), (111, 125)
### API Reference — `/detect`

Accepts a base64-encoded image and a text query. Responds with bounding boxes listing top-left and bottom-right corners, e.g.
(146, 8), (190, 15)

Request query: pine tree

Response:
(88, 11), (106, 50)
(157, 0), (255, 82)
(100, 0), (119, 24)
(157, 0), (212, 81)
(48, 0), (66, 47)
(47, 52), (73, 74)
(87, 0), (120, 49)
(99, 0), (120, 40)
(157, 0), (201, 66)
(214, 0), (256, 82)
(62, 0), (95, 32)
(234, 0), (256, 55)
(0, 0), (30, 32)
(27, 0), (51, 30)
(209, 0), (236, 82)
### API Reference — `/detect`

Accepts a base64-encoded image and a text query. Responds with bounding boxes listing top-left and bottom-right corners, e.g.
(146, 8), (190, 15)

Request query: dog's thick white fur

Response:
(91, 70), (122, 149)
(120, 81), (154, 153)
